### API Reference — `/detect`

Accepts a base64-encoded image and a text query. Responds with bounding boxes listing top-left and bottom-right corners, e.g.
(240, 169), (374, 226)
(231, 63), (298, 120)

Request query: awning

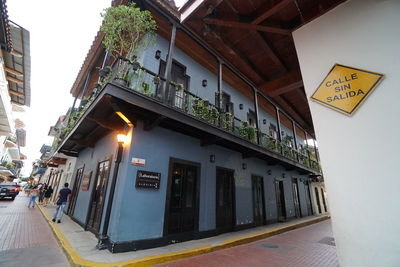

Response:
(32, 167), (47, 176)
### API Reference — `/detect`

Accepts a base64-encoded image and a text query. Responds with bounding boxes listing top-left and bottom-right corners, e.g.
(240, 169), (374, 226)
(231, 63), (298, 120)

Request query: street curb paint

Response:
(37, 205), (329, 267)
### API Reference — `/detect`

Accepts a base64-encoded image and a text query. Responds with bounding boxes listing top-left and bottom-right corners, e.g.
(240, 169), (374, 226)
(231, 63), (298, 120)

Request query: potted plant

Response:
(100, 3), (157, 86)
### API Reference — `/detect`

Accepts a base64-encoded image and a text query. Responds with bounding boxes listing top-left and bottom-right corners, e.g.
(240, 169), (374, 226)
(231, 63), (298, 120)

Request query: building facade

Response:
(55, 0), (333, 252)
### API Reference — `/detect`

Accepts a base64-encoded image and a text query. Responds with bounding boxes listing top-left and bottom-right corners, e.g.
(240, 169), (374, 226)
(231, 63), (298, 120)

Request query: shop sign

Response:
(135, 170), (161, 190)
(310, 64), (384, 116)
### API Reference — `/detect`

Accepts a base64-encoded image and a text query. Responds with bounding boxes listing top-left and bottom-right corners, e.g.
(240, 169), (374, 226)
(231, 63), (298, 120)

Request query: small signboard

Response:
(132, 158), (146, 166)
(135, 170), (161, 190)
(310, 64), (384, 116)
(80, 171), (92, 191)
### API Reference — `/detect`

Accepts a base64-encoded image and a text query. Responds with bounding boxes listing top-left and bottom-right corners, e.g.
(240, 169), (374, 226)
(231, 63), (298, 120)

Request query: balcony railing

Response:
(60, 57), (320, 173)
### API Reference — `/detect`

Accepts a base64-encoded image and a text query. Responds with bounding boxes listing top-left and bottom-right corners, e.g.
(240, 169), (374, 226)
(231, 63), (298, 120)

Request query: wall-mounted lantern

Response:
(209, 154), (215, 163)
(263, 119), (267, 124)
(117, 133), (127, 145)
(202, 79), (207, 87)
(155, 50), (161, 60)
(282, 173), (286, 178)
(242, 163), (247, 170)
(267, 169), (272, 175)
(239, 104), (243, 110)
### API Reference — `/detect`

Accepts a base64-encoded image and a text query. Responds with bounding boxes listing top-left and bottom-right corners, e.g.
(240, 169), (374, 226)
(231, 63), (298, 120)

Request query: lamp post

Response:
(97, 133), (127, 250)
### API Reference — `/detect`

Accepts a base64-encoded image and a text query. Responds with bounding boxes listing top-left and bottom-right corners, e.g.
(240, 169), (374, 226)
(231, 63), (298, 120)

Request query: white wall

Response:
(293, 0), (400, 266)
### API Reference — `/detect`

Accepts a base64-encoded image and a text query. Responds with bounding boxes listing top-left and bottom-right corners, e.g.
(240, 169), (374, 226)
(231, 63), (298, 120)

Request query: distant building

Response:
(0, 0), (31, 177)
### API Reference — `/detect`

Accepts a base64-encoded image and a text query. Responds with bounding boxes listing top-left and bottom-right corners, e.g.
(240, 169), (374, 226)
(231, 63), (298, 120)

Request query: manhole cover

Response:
(318, 236), (336, 246)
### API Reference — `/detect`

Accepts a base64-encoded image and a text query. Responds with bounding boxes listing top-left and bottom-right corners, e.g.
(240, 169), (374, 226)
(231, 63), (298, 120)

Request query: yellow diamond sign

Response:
(310, 64), (384, 116)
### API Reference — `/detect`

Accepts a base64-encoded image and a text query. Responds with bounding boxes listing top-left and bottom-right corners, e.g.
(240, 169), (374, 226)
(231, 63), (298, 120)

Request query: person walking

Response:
(52, 183), (71, 223)
(38, 183), (47, 204)
(28, 185), (38, 208)
(43, 185), (53, 206)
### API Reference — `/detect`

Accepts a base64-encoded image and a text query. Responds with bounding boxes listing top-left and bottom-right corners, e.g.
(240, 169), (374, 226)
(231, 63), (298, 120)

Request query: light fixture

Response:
(117, 133), (127, 144)
(242, 163), (247, 170)
(209, 154), (215, 163)
(267, 169), (271, 175)
(263, 119), (267, 125)
(202, 79), (207, 87)
(282, 173), (285, 178)
(115, 111), (134, 127)
(239, 104), (243, 110)
(155, 50), (161, 59)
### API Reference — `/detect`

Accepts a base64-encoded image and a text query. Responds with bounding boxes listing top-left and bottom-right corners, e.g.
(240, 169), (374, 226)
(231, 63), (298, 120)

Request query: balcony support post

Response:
(275, 107), (283, 154)
(313, 138), (320, 162)
(305, 131), (312, 167)
(253, 89), (261, 145)
(292, 120), (299, 161)
(164, 22), (177, 104)
(217, 60), (222, 110)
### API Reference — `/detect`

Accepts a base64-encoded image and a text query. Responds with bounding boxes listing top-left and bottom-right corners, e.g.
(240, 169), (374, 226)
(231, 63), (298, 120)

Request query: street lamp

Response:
(97, 132), (128, 250)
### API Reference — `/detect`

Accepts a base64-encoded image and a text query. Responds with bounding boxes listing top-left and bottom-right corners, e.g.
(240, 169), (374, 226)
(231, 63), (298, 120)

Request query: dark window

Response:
(269, 123), (278, 139)
(247, 110), (257, 127)
(159, 60), (190, 108)
(221, 92), (234, 114)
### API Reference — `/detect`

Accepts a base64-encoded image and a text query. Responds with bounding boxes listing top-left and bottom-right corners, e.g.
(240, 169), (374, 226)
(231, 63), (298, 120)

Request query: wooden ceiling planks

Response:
(181, 0), (345, 133)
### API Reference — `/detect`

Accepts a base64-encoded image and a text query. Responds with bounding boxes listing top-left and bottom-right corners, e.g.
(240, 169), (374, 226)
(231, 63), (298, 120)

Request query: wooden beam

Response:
(144, 115), (165, 131)
(203, 18), (290, 35)
(8, 90), (24, 97)
(252, 32), (288, 73)
(86, 115), (122, 131)
(251, 0), (293, 25)
(200, 136), (221, 147)
(69, 138), (95, 148)
(6, 76), (23, 84)
(259, 70), (303, 97)
(4, 67), (23, 77)
(274, 96), (307, 128)
(203, 28), (264, 84)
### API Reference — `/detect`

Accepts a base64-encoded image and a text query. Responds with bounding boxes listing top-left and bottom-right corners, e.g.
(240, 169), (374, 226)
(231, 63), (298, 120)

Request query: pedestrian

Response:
(52, 183), (71, 223)
(28, 185), (38, 208)
(43, 185), (53, 206)
(38, 183), (47, 204)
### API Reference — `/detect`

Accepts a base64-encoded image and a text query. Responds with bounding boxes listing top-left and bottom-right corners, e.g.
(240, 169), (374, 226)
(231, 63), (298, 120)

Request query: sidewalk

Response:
(39, 204), (329, 267)
(0, 194), (70, 267)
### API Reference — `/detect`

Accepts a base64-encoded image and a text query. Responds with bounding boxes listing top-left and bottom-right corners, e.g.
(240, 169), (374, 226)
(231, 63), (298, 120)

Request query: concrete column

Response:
(293, 0), (400, 266)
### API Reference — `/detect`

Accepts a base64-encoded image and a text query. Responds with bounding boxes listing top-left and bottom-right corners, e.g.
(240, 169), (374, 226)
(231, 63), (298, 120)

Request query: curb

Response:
(37, 205), (329, 267)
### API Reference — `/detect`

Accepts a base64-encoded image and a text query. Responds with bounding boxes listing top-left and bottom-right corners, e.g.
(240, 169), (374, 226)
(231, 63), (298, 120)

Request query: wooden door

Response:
(167, 162), (198, 235)
(87, 160), (110, 234)
(275, 180), (287, 221)
(304, 182), (313, 216)
(252, 175), (265, 226)
(321, 188), (328, 212)
(315, 187), (322, 214)
(67, 167), (84, 215)
(292, 179), (302, 218)
(216, 168), (235, 232)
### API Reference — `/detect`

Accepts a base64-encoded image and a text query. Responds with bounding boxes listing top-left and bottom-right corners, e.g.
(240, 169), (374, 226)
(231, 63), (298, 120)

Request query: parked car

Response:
(0, 182), (19, 200)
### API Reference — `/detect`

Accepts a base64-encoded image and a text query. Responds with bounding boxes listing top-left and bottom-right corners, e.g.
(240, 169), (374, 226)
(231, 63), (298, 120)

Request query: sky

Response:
(6, 0), (188, 176)
(7, 0), (111, 175)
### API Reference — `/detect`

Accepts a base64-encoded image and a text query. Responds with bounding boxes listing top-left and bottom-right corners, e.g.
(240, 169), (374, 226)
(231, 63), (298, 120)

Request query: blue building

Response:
(56, 0), (333, 252)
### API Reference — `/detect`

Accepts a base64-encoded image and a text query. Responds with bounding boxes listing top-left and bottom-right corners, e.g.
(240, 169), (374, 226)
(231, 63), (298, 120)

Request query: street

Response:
(0, 194), (70, 267)
(158, 220), (339, 267)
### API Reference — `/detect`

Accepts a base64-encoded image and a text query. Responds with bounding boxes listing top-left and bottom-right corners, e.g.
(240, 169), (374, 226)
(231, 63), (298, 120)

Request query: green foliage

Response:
(222, 113), (233, 131)
(101, 3), (156, 57)
(239, 122), (257, 143)
(101, 3), (157, 78)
